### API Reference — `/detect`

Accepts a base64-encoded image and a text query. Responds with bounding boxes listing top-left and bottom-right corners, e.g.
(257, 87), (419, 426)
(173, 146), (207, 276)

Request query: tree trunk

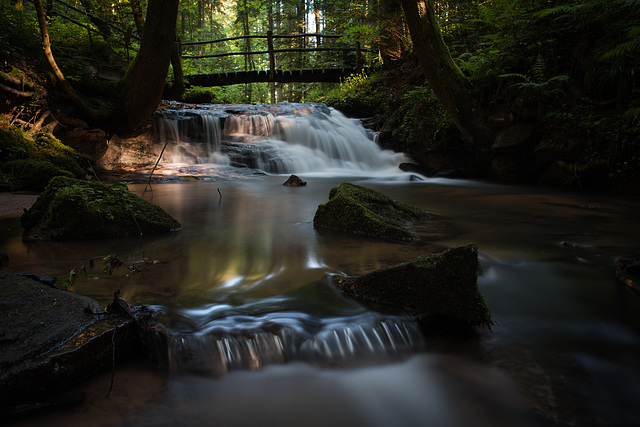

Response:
(163, 37), (185, 100)
(113, 0), (179, 135)
(34, 0), (104, 122)
(379, 0), (405, 66)
(80, 0), (112, 40)
(398, 0), (494, 147)
(129, 0), (146, 39)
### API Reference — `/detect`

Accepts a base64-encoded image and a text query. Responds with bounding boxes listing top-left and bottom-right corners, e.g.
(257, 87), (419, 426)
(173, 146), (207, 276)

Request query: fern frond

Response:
(601, 39), (640, 60)
(534, 4), (585, 19)
(498, 73), (530, 82)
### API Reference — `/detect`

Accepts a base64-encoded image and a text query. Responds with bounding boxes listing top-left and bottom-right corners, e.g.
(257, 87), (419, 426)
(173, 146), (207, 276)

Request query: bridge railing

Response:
(181, 31), (373, 77)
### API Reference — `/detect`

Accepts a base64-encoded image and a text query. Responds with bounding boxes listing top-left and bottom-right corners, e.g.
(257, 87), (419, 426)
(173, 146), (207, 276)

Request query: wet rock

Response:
(399, 163), (436, 177)
(0, 273), (140, 406)
(283, 174), (307, 186)
(21, 176), (181, 240)
(332, 244), (493, 331)
(616, 255), (640, 297)
(13, 272), (57, 288)
(491, 122), (539, 182)
(538, 160), (610, 189)
(313, 182), (429, 241)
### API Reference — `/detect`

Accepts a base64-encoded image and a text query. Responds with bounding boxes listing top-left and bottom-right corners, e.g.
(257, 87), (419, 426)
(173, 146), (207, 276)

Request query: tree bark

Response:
(398, 0), (494, 147)
(113, 0), (179, 135)
(129, 0), (146, 38)
(379, 0), (405, 66)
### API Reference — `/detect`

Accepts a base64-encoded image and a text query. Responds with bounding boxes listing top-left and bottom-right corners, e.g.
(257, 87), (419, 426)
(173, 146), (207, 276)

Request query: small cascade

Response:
(153, 102), (408, 176)
(163, 309), (425, 376)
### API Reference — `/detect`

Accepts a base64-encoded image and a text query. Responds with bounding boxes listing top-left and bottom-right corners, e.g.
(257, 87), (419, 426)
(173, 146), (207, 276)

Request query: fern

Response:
(601, 27), (640, 60)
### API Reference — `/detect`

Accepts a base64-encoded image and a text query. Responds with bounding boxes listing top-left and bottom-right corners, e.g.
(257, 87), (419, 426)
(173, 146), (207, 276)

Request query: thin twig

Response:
(106, 325), (117, 398)
(142, 139), (171, 199)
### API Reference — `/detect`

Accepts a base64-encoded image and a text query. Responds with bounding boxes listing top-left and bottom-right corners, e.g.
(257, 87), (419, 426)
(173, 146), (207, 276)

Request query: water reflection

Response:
(2, 176), (640, 426)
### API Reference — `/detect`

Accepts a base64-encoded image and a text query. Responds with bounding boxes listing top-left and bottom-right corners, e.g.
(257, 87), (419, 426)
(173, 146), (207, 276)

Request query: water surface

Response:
(2, 175), (640, 426)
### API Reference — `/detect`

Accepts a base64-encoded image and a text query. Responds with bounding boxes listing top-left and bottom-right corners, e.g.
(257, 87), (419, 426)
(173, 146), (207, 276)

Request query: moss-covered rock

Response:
(1, 124), (94, 191)
(1, 158), (74, 191)
(21, 176), (181, 240)
(333, 244), (493, 331)
(313, 182), (429, 240)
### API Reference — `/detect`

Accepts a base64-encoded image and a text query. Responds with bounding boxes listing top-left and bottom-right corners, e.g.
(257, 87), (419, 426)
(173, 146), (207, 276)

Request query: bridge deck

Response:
(186, 67), (368, 87)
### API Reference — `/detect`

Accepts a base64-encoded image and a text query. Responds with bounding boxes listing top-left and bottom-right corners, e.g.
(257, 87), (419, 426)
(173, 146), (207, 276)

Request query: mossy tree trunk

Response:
(398, 0), (494, 147)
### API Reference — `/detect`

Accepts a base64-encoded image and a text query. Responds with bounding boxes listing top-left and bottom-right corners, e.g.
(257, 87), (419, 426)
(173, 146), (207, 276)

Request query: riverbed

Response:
(2, 174), (640, 426)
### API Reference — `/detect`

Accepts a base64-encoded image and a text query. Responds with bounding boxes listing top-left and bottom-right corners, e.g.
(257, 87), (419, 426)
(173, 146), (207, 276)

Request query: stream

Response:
(2, 103), (640, 426)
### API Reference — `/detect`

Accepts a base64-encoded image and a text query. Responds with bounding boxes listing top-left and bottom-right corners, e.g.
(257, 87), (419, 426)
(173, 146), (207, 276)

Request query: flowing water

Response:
(2, 104), (640, 426)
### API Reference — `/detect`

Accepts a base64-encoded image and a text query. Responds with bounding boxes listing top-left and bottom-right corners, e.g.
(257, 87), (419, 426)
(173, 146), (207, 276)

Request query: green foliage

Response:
(61, 253), (154, 289)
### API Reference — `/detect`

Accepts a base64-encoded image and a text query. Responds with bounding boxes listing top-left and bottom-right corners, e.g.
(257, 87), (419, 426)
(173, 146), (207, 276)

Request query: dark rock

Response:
(332, 244), (493, 331)
(399, 163), (436, 177)
(283, 174), (307, 186)
(490, 122), (540, 182)
(313, 182), (429, 241)
(0, 252), (8, 266)
(434, 168), (468, 179)
(21, 176), (181, 240)
(538, 160), (610, 189)
(491, 122), (536, 154)
(0, 273), (141, 406)
(13, 272), (57, 288)
(53, 117), (109, 161)
(616, 255), (640, 297)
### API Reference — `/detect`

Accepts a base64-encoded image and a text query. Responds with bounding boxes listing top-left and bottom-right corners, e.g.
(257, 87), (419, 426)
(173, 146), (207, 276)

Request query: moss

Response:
(21, 177), (181, 240)
(1, 159), (74, 191)
(0, 123), (94, 190)
(334, 244), (493, 330)
(313, 182), (429, 240)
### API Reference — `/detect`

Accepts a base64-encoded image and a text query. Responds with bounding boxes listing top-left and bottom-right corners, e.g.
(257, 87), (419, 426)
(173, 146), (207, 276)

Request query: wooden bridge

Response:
(182, 32), (373, 86)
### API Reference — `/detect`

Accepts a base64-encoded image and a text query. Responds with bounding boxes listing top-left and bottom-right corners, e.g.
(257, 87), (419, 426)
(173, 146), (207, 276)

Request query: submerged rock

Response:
(21, 176), (181, 240)
(283, 174), (307, 186)
(0, 273), (141, 407)
(313, 182), (429, 240)
(333, 244), (493, 331)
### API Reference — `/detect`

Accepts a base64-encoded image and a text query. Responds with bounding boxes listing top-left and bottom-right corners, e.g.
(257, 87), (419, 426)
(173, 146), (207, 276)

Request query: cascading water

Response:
(152, 102), (409, 177)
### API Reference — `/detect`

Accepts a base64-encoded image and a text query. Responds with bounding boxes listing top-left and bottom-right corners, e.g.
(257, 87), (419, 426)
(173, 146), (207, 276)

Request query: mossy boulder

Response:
(1, 125), (93, 191)
(313, 182), (429, 240)
(1, 158), (74, 191)
(333, 244), (493, 331)
(21, 177), (181, 240)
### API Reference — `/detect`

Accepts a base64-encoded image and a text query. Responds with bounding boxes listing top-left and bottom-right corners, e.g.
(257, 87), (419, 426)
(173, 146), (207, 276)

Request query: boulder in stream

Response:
(313, 182), (429, 240)
(333, 244), (493, 331)
(283, 174), (307, 186)
(21, 176), (181, 240)
(0, 272), (142, 409)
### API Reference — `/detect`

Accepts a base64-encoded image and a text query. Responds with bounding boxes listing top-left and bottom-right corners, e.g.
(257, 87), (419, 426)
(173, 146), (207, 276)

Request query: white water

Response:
(154, 102), (409, 177)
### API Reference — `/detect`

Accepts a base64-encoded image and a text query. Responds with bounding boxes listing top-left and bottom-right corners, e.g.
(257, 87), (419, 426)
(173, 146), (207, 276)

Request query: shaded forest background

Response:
(1, 0), (639, 191)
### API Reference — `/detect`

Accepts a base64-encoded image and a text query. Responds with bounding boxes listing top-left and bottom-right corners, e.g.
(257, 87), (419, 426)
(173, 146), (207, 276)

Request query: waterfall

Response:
(153, 103), (408, 176)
